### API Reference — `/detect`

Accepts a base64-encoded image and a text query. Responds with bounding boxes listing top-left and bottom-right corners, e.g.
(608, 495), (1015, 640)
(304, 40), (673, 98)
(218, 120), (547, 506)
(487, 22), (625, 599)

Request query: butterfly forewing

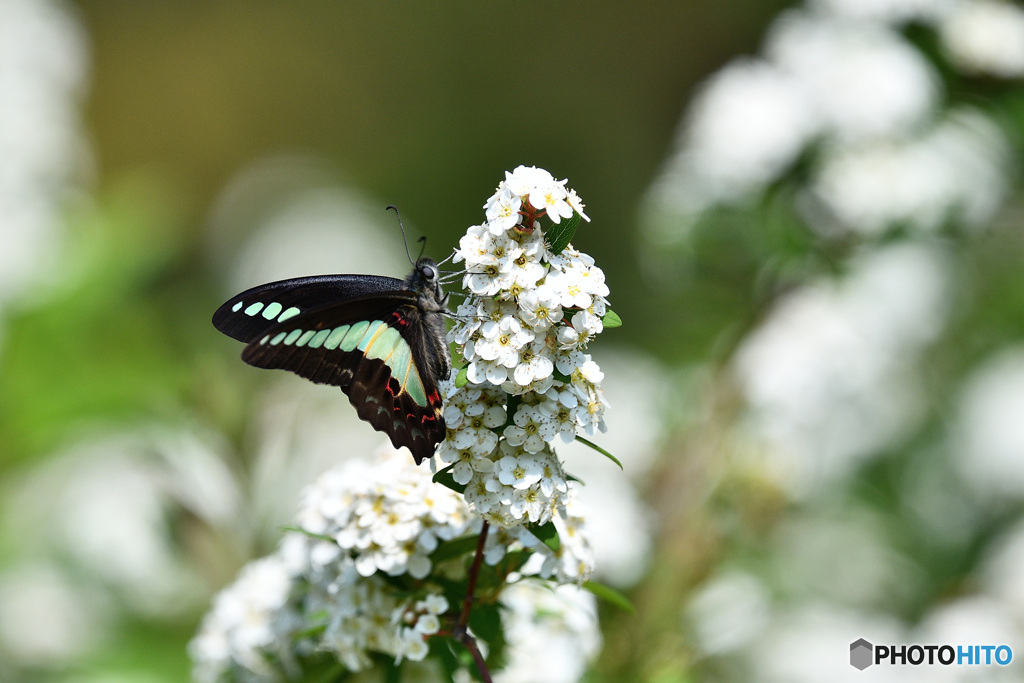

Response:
(238, 292), (445, 464)
(212, 274), (406, 344)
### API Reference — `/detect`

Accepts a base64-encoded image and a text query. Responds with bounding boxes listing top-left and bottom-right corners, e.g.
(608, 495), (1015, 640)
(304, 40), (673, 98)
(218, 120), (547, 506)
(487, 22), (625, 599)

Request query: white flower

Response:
(545, 268), (593, 310)
(496, 450), (544, 490)
(474, 315), (534, 368)
(519, 284), (564, 331)
(504, 165), (557, 198)
(531, 181), (574, 224)
(940, 0), (1024, 78)
(512, 338), (555, 387)
(557, 311), (597, 350)
(484, 187), (523, 233)
(504, 404), (556, 453)
(566, 188), (590, 222)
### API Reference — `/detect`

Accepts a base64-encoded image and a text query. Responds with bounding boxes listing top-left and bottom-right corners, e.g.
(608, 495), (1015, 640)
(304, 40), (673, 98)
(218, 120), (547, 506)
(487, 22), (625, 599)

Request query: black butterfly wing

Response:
(235, 291), (446, 464)
(212, 274), (406, 344)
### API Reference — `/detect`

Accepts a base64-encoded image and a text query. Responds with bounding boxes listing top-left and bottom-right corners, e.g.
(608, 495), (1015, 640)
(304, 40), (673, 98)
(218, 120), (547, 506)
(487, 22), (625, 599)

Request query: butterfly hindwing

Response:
(239, 292), (445, 464)
(212, 274), (406, 344)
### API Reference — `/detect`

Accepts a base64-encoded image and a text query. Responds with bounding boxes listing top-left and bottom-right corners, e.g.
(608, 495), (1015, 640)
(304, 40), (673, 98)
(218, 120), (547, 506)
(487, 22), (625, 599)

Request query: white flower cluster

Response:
(443, 166), (612, 527)
(294, 452), (475, 580)
(189, 553), (302, 682)
(645, 2), (1016, 241)
(190, 450), (596, 680)
(494, 582), (602, 683)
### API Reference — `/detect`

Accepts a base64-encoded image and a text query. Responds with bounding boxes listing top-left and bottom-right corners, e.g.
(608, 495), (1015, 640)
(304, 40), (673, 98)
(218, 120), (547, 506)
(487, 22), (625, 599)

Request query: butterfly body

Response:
(213, 258), (450, 464)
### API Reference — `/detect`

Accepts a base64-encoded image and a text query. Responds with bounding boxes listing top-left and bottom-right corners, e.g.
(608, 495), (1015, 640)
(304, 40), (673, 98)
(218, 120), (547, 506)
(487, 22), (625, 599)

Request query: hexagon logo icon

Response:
(850, 638), (873, 670)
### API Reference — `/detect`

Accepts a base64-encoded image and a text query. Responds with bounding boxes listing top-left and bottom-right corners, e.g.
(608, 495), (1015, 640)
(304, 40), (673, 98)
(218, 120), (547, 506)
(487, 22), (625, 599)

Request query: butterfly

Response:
(212, 251), (451, 465)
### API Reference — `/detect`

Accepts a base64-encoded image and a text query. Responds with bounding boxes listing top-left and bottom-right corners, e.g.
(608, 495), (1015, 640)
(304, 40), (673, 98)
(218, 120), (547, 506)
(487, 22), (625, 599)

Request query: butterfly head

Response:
(407, 257), (448, 309)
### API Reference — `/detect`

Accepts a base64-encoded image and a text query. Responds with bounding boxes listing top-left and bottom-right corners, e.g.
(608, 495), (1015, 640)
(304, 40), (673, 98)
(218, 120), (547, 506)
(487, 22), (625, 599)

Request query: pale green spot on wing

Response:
(232, 301), (243, 312)
(324, 325), (351, 350)
(295, 330), (317, 347)
(308, 329), (331, 348)
(259, 334), (270, 345)
(278, 307), (300, 323)
(262, 302), (283, 319)
(270, 332), (287, 345)
(283, 329), (303, 345)
(244, 302), (264, 316)
(340, 321), (369, 352)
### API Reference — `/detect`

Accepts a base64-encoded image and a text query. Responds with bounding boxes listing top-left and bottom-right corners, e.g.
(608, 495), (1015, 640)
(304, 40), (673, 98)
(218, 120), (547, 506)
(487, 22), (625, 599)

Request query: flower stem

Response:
(451, 520), (491, 682)
(458, 521), (489, 628)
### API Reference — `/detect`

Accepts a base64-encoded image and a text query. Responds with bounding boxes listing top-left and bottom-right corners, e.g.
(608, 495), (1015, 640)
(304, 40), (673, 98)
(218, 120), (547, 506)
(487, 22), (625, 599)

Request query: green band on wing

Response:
(244, 302), (264, 316)
(295, 330), (317, 347)
(324, 325), (351, 349)
(284, 329), (303, 345)
(308, 329), (331, 348)
(364, 326), (401, 360)
(356, 321), (387, 352)
(405, 368), (427, 407)
(340, 321), (370, 351)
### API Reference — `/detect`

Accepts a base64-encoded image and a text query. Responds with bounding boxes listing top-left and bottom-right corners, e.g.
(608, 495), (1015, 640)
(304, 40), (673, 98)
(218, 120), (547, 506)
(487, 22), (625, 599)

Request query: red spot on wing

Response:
(389, 310), (410, 329)
(386, 377), (400, 397)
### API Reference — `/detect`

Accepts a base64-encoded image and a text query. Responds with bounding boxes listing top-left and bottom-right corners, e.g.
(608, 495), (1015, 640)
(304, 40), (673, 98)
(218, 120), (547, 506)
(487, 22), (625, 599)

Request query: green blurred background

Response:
(6, 0), (1024, 681)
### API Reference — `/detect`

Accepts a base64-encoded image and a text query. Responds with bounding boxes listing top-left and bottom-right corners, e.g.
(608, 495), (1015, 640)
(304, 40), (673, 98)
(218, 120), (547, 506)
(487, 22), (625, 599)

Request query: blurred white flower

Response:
(766, 11), (939, 143)
(0, 0), (90, 314)
(953, 348), (1024, 498)
(980, 520), (1024, 619)
(656, 59), (815, 207)
(3, 426), (238, 616)
(940, 0), (1024, 78)
(736, 243), (950, 495)
(688, 571), (771, 655)
(912, 597), (1020, 681)
(749, 604), (909, 683)
(494, 582), (601, 683)
(0, 564), (109, 668)
(190, 553), (301, 682)
(809, 0), (954, 24)
(206, 156), (408, 298)
(808, 109), (1009, 235)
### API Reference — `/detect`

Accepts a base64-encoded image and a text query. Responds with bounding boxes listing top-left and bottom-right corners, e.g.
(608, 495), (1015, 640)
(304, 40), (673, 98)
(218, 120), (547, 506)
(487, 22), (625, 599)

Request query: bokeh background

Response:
(4, 0), (1024, 681)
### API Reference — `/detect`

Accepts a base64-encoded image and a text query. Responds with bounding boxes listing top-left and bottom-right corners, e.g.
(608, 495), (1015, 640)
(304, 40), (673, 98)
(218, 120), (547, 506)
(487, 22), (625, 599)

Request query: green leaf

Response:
(431, 534), (483, 564)
(468, 603), (503, 644)
(546, 211), (582, 255)
(278, 525), (336, 544)
(583, 580), (636, 614)
(551, 367), (572, 384)
(576, 436), (623, 469)
(432, 464), (467, 494)
(503, 394), (521, 430)
(455, 365), (469, 388)
(525, 520), (561, 553)
(602, 309), (622, 328)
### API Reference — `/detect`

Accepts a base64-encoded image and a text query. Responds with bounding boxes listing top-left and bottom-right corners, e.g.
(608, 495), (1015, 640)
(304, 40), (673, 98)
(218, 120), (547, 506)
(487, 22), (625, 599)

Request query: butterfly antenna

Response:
(417, 235), (427, 261)
(436, 249), (458, 267)
(386, 205), (416, 266)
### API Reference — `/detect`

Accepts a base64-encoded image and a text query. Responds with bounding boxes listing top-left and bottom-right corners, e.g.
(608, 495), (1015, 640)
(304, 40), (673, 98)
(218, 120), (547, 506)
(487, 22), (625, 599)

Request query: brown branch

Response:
(450, 520), (491, 682)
